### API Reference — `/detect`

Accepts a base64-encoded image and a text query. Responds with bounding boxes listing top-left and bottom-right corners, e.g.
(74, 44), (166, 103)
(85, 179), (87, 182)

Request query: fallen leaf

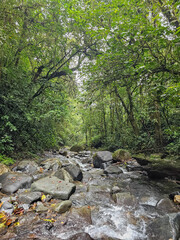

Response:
(41, 194), (46, 202)
(5, 219), (12, 226)
(13, 207), (24, 215)
(0, 202), (3, 208)
(43, 218), (56, 223)
(13, 221), (20, 226)
(39, 167), (44, 173)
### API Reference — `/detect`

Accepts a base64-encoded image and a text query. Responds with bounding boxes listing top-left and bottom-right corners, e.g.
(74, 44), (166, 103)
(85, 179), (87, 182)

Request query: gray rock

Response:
(68, 232), (94, 240)
(36, 201), (48, 212)
(0, 183), (2, 190)
(18, 191), (42, 204)
(40, 158), (62, 171)
(156, 198), (178, 213)
(62, 168), (74, 182)
(112, 192), (136, 206)
(31, 176), (76, 200)
(104, 165), (123, 175)
(0, 201), (14, 214)
(0, 172), (33, 194)
(146, 215), (173, 240)
(14, 160), (38, 174)
(53, 169), (64, 180)
(54, 200), (72, 213)
(172, 213), (180, 240)
(65, 164), (83, 181)
(93, 151), (112, 169)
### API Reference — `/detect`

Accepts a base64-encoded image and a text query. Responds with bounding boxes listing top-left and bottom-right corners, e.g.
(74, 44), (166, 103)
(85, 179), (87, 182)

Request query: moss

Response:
(112, 149), (131, 162)
(70, 145), (84, 152)
(133, 153), (180, 170)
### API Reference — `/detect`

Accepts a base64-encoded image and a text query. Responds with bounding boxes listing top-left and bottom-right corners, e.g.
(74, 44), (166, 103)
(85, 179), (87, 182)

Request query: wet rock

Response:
(0, 172), (33, 194)
(88, 184), (111, 193)
(126, 161), (143, 172)
(70, 192), (87, 206)
(104, 165), (123, 175)
(156, 198), (178, 213)
(111, 186), (121, 194)
(40, 158), (62, 171)
(14, 160), (38, 174)
(93, 151), (113, 169)
(0, 163), (10, 175)
(54, 200), (72, 213)
(65, 164), (83, 181)
(59, 148), (68, 156)
(31, 176), (76, 200)
(0, 201), (14, 214)
(85, 192), (114, 206)
(172, 213), (180, 240)
(81, 157), (93, 164)
(68, 232), (94, 240)
(18, 191), (41, 204)
(112, 192), (136, 206)
(36, 201), (48, 212)
(146, 215), (173, 240)
(52, 206), (92, 239)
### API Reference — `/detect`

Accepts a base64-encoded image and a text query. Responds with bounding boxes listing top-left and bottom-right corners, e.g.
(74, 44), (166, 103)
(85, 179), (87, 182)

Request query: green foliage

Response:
(0, 0), (179, 157)
(0, 154), (15, 165)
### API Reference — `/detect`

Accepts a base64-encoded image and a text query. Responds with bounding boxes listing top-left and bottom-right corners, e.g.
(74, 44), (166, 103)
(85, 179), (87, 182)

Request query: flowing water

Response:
(0, 151), (179, 240)
(53, 152), (180, 240)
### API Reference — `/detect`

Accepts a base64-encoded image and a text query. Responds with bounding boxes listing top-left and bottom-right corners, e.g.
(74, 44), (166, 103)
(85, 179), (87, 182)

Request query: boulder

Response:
(14, 160), (38, 174)
(112, 149), (131, 162)
(172, 213), (180, 240)
(70, 145), (84, 152)
(31, 176), (76, 200)
(53, 169), (64, 180)
(40, 158), (62, 171)
(68, 232), (94, 240)
(59, 148), (68, 157)
(0, 163), (10, 175)
(104, 165), (123, 175)
(18, 191), (42, 204)
(65, 164), (83, 181)
(54, 200), (72, 213)
(0, 172), (33, 194)
(62, 168), (74, 182)
(93, 151), (113, 169)
(156, 198), (178, 213)
(146, 215), (173, 240)
(112, 192), (135, 206)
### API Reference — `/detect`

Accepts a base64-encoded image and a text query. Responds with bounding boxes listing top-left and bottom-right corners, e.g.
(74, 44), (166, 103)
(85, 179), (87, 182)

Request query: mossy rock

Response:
(112, 149), (131, 162)
(70, 145), (84, 152)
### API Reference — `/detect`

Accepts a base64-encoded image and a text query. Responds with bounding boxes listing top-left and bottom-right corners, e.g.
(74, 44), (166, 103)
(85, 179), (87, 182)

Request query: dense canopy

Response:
(0, 0), (179, 157)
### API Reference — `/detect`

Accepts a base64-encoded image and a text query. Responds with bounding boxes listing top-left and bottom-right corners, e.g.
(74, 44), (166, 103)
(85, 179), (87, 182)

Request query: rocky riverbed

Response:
(0, 150), (179, 240)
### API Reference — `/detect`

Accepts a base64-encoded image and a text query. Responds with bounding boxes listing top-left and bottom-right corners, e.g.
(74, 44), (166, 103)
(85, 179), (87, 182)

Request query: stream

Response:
(0, 150), (179, 240)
